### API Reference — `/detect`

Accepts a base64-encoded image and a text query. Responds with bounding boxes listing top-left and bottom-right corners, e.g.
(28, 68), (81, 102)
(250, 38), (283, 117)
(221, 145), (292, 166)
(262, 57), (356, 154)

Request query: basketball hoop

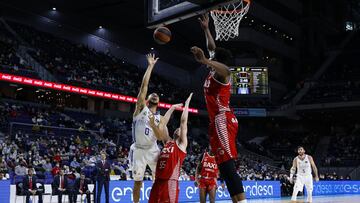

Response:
(210, 0), (251, 41)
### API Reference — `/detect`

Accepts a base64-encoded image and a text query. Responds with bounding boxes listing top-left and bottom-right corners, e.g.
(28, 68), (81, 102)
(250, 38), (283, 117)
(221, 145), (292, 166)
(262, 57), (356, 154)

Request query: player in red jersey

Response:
(191, 13), (247, 203)
(195, 149), (223, 203)
(148, 93), (193, 203)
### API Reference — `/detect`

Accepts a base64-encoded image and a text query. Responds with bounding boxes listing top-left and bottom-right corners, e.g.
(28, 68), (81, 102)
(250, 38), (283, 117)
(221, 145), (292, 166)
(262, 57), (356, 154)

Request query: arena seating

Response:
(7, 21), (193, 105)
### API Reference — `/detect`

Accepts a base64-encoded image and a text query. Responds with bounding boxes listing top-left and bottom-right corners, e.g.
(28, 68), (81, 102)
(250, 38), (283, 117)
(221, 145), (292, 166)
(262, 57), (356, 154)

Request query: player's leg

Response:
(132, 147), (147, 203)
(208, 183), (217, 203)
(213, 112), (245, 202)
(198, 179), (208, 203)
(305, 176), (314, 203)
(291, 176), (304, 202)
(199, 187), (207, 203)
(149, 179), (161, 203)
(147, 144), (160, 181)
(218, 159), (246, 203)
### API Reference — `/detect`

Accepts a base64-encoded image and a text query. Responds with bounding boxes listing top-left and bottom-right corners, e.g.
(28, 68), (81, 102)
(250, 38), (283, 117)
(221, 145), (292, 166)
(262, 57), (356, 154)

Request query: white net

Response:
(210, 0), (251, 41)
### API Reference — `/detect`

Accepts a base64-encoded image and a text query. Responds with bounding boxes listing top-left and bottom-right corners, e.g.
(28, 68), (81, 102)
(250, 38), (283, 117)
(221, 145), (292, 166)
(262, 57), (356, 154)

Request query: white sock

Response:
(291, 189), (299, 201)
(238, 200), (247, 203)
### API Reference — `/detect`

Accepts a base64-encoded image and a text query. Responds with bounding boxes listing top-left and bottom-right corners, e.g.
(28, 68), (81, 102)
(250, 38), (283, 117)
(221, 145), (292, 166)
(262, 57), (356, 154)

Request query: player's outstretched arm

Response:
(161, 103), (183, 126)
(191, 46), (231, 82)
(198, 13), (216, 53)
(194, 153), (204, 187)
(178, 93), (193, 151)
(134, 54), (159, 117)
(289, 158), (297, 184)
(148, 114), (169, 142)
(309, 156), (319, 181)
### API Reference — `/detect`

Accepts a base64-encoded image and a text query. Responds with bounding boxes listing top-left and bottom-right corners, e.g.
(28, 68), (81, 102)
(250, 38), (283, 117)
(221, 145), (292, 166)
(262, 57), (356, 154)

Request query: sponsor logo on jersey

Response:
(203, 162), (217, 169)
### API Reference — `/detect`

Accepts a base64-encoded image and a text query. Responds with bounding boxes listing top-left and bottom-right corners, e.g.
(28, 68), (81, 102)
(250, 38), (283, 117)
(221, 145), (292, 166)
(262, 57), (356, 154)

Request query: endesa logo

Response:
(106, 181), (281, 203)
(243, 181), (278, 197)
(309, 181), (360, 196)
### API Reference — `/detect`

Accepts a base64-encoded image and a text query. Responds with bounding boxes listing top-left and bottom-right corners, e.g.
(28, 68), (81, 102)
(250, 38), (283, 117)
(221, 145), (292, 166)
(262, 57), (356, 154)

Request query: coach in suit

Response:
(22, 168), (43, 203)
(96, 153), (111, 203)
(72, 172), (92, 203)
(53, 169), (69, 203)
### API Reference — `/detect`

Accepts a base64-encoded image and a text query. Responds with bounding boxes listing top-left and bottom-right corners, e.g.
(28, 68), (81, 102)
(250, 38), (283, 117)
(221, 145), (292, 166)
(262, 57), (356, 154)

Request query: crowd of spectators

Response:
(7, 21), (193, 106)
(0, 99), (356, 199)
(323, 123), (360, 166)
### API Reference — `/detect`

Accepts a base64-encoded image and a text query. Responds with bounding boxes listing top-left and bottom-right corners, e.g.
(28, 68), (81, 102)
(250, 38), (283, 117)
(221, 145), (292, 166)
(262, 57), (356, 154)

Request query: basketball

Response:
(153, 27), (172, 45)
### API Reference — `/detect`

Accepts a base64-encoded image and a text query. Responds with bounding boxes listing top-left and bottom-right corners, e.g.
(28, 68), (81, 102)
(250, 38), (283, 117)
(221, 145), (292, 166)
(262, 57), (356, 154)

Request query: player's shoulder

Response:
(307, 155), (313, 160)
(133, 105), (149, 119)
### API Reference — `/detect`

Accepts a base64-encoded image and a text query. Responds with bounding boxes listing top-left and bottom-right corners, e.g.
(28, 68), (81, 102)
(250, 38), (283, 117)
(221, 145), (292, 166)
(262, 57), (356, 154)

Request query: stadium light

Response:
(98, 25), (103, 29)
(0, 72), (199, 114)
(52, 7), (57, 11)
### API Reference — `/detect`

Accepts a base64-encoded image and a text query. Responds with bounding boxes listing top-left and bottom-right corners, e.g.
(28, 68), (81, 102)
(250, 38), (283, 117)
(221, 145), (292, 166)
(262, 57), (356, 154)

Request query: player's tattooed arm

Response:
(134, 54), (159, 117)
(148, 114), (169, 142)
(309, 156), (319, 182)
(198, 13), (216, 53)
(191, 46), (231, 82)
(289, 158), (297, 183)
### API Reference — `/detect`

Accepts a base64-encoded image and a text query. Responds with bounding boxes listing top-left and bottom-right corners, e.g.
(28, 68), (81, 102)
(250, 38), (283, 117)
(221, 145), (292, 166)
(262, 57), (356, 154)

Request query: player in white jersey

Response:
(289, 146), (319, 203)
(130, 53), (165, 203)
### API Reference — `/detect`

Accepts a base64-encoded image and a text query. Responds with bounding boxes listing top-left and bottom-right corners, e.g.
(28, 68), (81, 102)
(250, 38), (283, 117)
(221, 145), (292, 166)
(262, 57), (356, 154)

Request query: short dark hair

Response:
(214, 47), (233, 66)
(297, 146), (305, 151)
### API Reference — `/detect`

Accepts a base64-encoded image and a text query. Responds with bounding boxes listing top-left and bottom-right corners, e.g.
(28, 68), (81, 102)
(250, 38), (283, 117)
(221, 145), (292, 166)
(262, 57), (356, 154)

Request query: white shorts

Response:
(128, 143), (160, 181)
(294, 175), (313, 191)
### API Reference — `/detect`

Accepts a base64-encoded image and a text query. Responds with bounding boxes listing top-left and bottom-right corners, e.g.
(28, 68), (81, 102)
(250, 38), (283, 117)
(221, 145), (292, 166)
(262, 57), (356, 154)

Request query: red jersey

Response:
(199, 152), (218, 179)
(204, 71), (231, 121)
(156, 140), (186, 180)
(204, 70), (239, 164)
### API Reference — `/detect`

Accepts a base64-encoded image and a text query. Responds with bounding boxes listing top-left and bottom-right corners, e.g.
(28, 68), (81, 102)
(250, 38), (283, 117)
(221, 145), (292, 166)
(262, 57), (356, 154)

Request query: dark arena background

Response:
(0, 0), (359, 202)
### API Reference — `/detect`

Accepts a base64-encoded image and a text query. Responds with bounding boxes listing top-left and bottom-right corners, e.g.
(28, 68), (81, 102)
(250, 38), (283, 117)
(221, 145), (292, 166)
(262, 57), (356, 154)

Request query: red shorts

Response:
(198, 178), (217, 192)
(209, 111), (238, 164)
(149, 179), (179, 203)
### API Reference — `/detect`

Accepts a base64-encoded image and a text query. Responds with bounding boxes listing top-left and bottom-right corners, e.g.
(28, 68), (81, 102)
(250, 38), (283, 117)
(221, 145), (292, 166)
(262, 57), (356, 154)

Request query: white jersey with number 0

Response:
(296, 155), (312, 176)
(132, 106), (160, 148)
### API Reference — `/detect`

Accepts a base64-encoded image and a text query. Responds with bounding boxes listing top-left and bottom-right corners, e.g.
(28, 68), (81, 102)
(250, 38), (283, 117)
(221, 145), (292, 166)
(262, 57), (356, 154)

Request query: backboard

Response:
(146, 0), (236, 29)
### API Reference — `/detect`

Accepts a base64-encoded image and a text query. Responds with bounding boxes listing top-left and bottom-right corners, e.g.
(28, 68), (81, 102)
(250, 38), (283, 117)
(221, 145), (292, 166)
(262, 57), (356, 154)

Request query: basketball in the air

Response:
(153, 27), (172, 45)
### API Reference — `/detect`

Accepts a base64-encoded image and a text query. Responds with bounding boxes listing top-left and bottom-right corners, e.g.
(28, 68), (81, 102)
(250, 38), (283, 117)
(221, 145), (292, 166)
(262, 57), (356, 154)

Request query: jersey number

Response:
(145, 128), (150, 136)
(159, 160), (166, 169)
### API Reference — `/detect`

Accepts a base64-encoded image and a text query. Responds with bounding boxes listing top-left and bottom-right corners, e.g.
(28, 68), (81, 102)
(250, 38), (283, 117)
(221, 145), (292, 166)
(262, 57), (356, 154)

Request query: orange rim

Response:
(211, 0), (251, 14)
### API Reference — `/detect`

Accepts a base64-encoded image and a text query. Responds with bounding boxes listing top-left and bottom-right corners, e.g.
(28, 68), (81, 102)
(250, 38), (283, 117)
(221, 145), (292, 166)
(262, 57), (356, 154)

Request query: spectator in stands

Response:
(42, 158), (52, 172)
(52, 162), (61, 176)
(22, 168), (43, 203)
(53, 168), (69, 203)
(0, 173), (7, 180)
(179, 169), (190, 181)
(15, 162), (27, 176)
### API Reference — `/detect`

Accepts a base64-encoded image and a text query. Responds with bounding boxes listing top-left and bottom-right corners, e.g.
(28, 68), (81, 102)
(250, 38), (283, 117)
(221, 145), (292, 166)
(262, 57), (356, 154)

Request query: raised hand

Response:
(191, 47), (207, 64)
(171, 103), (183, 109)
(198, 13), (210, 30)
(146, 53), (159, 67)
(185, 93), (193, 106)
(148, 114), (156, 127)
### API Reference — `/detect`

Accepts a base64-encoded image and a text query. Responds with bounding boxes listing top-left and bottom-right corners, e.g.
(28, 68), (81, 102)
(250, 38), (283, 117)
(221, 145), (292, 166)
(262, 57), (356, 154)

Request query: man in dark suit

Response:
(22, 168), (43, 203)
(96, 153), (111, 203)
(53, 168), (69, 203)
(72, 172), (92, 203)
